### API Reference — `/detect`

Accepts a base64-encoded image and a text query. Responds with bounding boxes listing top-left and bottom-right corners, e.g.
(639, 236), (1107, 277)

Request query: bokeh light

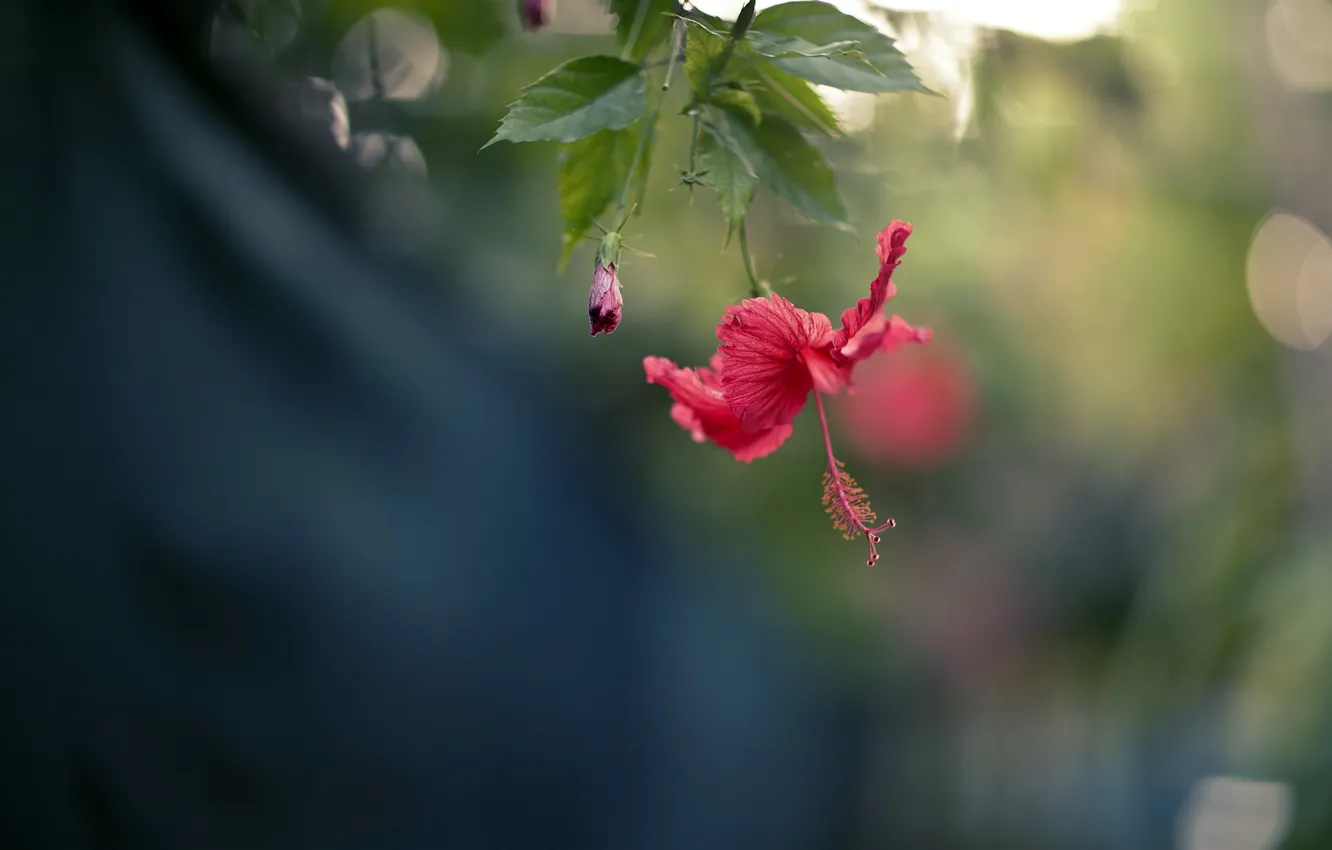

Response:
(1246, 210), (1332, 351)
(1177, 776), (1293, 850)
(331, 8), (448, 102)
(1265, 0), (1332, 92)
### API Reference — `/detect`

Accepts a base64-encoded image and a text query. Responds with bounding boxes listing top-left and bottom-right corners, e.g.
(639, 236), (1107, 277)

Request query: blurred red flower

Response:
(838, 342), (976, 468)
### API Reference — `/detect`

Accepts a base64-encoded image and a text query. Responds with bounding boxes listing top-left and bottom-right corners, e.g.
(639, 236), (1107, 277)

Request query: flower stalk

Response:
(738, 220), (770, 298)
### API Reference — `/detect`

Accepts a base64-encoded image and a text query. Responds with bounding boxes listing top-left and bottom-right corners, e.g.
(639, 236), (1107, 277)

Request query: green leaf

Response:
(556, 125), (651, 270)
(680, 19), (760, 126)
(749, 65), (840, 136)
(706, 105), (846, 225)
(683, 18), (729, 98)
(749, 1), (926, 94)
(484, 56), (647, 148)
(711, 86), (762, 126)
(730, 0), (758, 42)
(697, 130), (757, 246)
(747, 32), (862, 60)
(609, 0), (677, 61)
(747, 112), (846, 225)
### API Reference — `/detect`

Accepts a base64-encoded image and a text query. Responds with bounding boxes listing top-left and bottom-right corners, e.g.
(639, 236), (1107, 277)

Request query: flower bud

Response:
(589, 260), (623, 336)
(519, 0), (554, 30)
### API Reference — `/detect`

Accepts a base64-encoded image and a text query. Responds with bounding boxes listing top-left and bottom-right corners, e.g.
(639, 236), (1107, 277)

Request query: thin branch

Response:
(661, 17), (685, 90)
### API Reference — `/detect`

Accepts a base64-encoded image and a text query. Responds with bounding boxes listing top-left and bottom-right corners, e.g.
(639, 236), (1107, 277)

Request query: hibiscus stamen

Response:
(814, 391), (895, 564)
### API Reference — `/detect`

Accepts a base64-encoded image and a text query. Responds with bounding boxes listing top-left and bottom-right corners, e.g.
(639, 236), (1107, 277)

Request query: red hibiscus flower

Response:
(644, 221), (931, 563)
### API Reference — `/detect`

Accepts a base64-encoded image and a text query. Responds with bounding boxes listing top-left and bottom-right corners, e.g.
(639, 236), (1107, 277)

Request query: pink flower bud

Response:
(589, 260), (623, 336)
(519, 0), (554, 30)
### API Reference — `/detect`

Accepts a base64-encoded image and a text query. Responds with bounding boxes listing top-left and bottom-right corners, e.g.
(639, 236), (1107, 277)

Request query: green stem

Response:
(616, 82), (666, 218)
(616, 117), (653, 215)
(662, 18), (685, 90)
(614, 10), (688, 219)
(687, 113), (701, 173)
(738, 220), (769, 298)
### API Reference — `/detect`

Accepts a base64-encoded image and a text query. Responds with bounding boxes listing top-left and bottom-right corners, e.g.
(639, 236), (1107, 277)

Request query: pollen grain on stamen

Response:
(821, 460), (876, 536)
(821, 458), (895, 563)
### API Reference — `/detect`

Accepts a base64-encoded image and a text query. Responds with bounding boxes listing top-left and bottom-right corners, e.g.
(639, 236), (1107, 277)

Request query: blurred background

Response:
(214, 0), (1331, 847)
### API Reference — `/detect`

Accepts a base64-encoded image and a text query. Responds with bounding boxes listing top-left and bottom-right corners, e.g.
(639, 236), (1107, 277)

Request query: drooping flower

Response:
(589, 260), (622, 336)
(644, 220), (931, 563)
(518, 0), (554, 31)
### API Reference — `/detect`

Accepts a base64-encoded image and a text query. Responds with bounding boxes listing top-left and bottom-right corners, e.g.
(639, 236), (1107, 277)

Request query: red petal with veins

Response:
(716, 294), (834, 432)
(644, 356), (794, 463)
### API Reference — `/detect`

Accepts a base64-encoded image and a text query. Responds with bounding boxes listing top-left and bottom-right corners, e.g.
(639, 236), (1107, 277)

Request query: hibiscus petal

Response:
(670, 402), (708, 443)
(880, 315), (932, 354)
(831, 220), (913, 366)
(876, 219), (912, 266)
(716, 294), (832, 432)
(729, 422), (795, 462)
(838, 311), (888, 362)
(803, 346), (849, 395)
(644, 356), (795, 462)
